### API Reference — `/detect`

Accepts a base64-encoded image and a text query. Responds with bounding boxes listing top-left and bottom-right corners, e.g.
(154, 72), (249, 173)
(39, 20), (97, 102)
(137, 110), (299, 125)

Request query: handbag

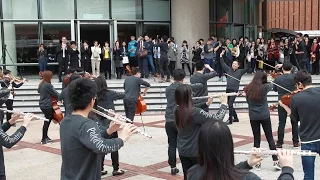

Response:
(137, 50), (148, 58)
(122, 56), (129, 64)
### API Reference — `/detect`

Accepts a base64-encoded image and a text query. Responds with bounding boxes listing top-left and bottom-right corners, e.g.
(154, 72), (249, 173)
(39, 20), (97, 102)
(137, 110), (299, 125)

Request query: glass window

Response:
(111, 0), (142, 20)
(233, 0), (244, 24)
(42, 0), (75, 19)
(2, 0), (38, 19)
(234, 25), (244, 40)
(216, 24), (231, 38)
(3, 22), (39, 74)
(143, 0), (170, 21)
(43, 22), (71, 67)
(77, 0), (110, 19)
(118, 23), (137, 43)
(216, 0), (232, 23)
(143, 23), (170, 39)
(210, 23), (217, 37)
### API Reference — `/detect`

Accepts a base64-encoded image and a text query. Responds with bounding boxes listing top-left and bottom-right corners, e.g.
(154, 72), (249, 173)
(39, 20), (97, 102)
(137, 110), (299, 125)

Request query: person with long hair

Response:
(187, 121), (295, 180)
(174, 84), (228, 179)
(101, 41), (112, 79)
(310, 38), (319, 75)
(38, 70), (59, 144)
(267, 38), (279, 73)
(113, 41), (123, 79)
(244, 71), (281, 170)
(94, 76), (125, 176)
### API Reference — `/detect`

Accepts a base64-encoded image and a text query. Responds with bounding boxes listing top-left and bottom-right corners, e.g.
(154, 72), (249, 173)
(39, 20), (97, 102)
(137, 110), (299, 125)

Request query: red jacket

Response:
(267, 43), (280, 59)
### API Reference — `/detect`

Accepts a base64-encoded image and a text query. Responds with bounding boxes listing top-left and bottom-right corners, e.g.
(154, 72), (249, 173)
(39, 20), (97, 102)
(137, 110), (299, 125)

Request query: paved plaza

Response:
(4, 110), (320, 180)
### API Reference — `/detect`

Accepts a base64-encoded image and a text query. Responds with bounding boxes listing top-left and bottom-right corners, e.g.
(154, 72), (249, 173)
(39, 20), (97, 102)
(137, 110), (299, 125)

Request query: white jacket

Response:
(91, 46), (102, 60)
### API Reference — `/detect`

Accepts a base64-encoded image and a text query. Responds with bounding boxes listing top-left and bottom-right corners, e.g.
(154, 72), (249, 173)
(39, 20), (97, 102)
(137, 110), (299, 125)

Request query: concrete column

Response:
(171, 0), (209, 69)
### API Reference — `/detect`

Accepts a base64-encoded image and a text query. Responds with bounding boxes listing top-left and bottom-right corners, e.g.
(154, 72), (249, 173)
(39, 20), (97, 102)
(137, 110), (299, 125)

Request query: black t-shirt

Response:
(296, 41), (307, 60)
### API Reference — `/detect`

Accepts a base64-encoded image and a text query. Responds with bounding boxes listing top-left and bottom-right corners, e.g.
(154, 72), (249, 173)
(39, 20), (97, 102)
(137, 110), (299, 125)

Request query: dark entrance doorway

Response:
(80, 24), (110, 46)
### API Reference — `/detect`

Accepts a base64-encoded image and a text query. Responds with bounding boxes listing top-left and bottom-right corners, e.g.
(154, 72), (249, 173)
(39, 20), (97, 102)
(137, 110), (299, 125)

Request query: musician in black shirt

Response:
(273, 62), (299, 148)
(123, 68), (150, 122)
(289, 70), (320, 179)
(60, 78), (137, 180)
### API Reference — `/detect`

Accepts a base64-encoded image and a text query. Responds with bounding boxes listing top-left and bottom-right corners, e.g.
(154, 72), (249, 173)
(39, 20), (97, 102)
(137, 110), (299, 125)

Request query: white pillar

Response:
(171, 0), (209, 69)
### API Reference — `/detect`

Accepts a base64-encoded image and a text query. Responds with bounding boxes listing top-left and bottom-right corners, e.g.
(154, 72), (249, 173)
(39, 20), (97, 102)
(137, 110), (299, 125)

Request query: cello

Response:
(136, 94), (147, 114)
(51, 96), (64, 123)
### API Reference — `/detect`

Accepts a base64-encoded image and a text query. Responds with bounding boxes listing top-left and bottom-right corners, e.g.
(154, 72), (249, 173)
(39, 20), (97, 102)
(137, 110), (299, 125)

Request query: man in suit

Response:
(56, 37), (70, 82)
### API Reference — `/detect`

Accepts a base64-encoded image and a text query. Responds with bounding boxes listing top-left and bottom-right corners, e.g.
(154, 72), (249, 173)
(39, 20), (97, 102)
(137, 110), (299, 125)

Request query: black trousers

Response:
(41, 108), (52, 140)
(216, 57), (223, 78)
(129, 56), (138, 67)
(297, 58), (307, 70)
(277, 106), (299, 145)
(226, 89), (238, 120)
(312, 59), (319, 74)
(70, 60), (79, 69)
(0, 99), (13, 124)
(250, 119), (278, 161)
(160, 59), (170, 79)
(165, 121), (178, 168)
(179, 156), (197, 180)
(115, 67), (123, 79)
(182, 63), (191, 75)
(58, 58), (69, 81)
(101, 60), (111, 79)
(169, 61), (176, 75)
(101, 131), (120, 171)
(124, 99), (136, 122)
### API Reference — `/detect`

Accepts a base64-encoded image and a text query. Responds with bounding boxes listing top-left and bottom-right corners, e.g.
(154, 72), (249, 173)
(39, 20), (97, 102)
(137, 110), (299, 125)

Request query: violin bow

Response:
(257, 60), (280, 70)
(224, 73), (248, 85)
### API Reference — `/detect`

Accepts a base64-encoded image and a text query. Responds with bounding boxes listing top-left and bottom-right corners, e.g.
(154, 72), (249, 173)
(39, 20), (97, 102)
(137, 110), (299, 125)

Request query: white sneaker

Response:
(273, 161), (281, 171)
(254, 162), (261, 171)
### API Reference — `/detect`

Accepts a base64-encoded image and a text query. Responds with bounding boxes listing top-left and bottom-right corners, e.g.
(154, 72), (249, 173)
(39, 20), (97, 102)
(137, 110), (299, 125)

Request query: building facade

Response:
(0, 0), (262, 74)
(265, 0), (320, 32)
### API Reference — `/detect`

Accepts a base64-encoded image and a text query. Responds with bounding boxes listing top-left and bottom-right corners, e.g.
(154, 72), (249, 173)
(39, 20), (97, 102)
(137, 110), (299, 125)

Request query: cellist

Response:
(123, 67), (150, 122)
(272, 62), (299, 149)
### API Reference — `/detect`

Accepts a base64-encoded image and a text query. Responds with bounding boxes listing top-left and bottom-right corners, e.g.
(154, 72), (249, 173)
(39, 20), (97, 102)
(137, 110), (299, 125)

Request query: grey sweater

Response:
(124, 76), (150, 101)
(176, 104), (227, 157)
(38, 82), (59, 109)
(60, 114), (124, 180)
(167, 46), (178, 61)
(203, 44), (214, 59)
(165, 82), (203, 122)
(246, 84), (272, 120)
(291, 87), (320, 143)
(190, 71), (217, 104)
(220, 57), (249, 91)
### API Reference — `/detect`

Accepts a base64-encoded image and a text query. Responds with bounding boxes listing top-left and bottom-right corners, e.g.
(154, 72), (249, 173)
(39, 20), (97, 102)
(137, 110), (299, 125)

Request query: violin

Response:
(136, 94), (147, 114)
(270, 71), (282, 79)
(269, 88), (302, 111)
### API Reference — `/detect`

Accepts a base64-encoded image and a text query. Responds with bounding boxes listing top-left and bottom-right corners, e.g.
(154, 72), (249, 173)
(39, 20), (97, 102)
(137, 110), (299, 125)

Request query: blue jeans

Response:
(306, 58), (311, 73)
(39, 59), (47, 72)
(138, 57), (149, 76)
(301, 141), (320, 180)
(251, 58), (257, 73)
(147, 55), (155, 74)
(203, 58), (215, 73)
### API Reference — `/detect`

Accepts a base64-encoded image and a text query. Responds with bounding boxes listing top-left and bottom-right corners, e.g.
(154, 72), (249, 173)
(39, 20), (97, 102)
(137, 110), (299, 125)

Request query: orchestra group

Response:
(0, 33), (319, 180)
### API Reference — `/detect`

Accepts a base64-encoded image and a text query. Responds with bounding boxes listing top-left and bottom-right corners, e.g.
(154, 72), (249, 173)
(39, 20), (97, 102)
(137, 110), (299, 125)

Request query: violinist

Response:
(0, 70), (26, 125)
(272, 62), (299, 149)
(123, 67), (150, 122)
(244, 71), (281, 171)
(289, 70), (320, 179)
